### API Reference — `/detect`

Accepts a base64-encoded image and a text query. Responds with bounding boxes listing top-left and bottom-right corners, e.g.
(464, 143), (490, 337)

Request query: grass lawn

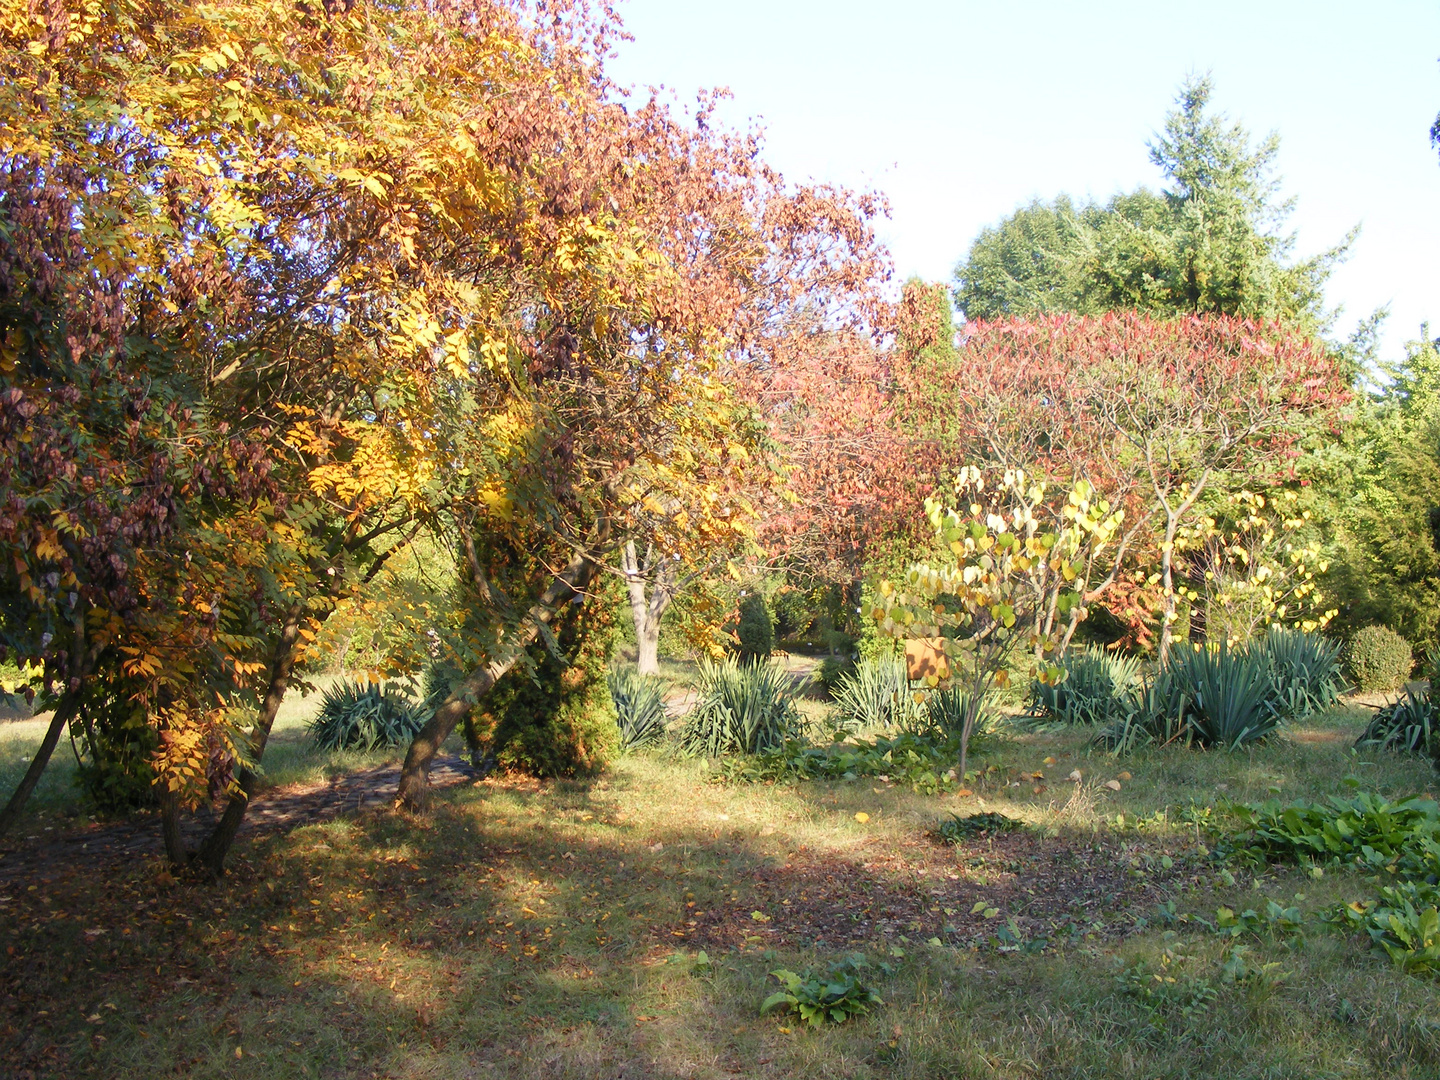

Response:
(3, 704), (1440, 1078)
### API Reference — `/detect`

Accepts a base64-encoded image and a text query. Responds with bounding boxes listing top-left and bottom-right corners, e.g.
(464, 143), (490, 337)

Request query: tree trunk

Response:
(0, 689), (81, 839)
(622, 541), (674, 677)
(1157, 514), (1180, 666)
(194, 606), (304, 876)
(397, 547), (604, 809)
(158, 785), (187, 868)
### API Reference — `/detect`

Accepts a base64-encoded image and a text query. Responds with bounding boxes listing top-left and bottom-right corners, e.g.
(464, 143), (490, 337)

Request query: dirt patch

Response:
(687, 829), (1190, 950)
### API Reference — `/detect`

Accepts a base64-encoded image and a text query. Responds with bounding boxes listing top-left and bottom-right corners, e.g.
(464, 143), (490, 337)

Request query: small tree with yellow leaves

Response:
(863, 468), (1123, 778)
(1175, 489), (1336, 646)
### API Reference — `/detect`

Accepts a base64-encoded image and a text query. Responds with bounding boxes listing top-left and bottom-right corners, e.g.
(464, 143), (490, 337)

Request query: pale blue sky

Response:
(608, 0), (1440, 360)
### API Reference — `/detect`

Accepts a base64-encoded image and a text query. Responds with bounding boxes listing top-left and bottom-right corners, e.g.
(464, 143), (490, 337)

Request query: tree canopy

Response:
(955, 76), (1350, 336)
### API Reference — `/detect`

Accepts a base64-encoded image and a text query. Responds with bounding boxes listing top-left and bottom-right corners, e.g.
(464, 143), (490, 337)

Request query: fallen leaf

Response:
(955, 788), (974, 797)
(1029, 771), (1044, 780)
(854, 812), (870, 823)
(1033, 785), (1047, 794)
(1104, 780), (1122, 791)
(1118, 771), (1132, 781)
(1068, 770), (1082, 782)
(1043, 756), (1057, 766)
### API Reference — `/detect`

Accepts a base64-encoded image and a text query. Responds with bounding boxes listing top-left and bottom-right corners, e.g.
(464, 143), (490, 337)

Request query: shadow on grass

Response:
(4, 732), (1440, 1079)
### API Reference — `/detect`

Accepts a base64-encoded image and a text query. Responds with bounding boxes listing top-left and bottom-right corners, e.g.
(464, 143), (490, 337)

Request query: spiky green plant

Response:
(607, 667), (669, 752)
(830, 658), (922, 734)
(1169, 645), (1281, 748)
(1256, 627), (1343, 719)
(1356, 690), (1438, 758)
(680, 658), (799, 757)
(1094, 667), (1190, 753)
(309, 681), (426, 751)
(1028, 647), (1141, 726)
(911, 685), (994, 745)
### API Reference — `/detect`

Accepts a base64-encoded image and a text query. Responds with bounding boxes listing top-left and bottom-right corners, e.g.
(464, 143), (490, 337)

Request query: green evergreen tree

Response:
(956, 76), (1351, 336)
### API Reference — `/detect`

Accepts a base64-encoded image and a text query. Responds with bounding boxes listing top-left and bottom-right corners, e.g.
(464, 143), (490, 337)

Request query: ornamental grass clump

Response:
(309, 681), (426, 752)
(1256, 626), (1344, 718)
(680, 657), (799, 757)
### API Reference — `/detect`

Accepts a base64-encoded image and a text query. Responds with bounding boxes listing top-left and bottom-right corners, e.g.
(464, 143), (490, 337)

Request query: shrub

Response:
(309, 681), (426, 751)
(1028, 647), (1141, 726)
(68, 673), (160, 813)
(1347, 625), (1414, 692)
(1255, 627), (1343, 718)
(830, 658), (922, 733)
(482, 592), (620, 778)
(734, 593), (775, 663)
(680, 657), (799, 757)
(761, 956), (884, 1027)
(607, 667), (669, 752)
(815, 654), (857, 697)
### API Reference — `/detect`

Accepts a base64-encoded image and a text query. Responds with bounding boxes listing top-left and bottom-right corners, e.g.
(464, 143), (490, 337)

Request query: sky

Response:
(606, 0), (1440, 360)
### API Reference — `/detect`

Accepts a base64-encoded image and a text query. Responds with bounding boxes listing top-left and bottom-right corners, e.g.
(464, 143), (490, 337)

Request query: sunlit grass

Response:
(3, 704), (1439, 1078)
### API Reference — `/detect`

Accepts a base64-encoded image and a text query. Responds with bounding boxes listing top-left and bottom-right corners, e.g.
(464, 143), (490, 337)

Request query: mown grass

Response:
(3, 705), (1439, 1079)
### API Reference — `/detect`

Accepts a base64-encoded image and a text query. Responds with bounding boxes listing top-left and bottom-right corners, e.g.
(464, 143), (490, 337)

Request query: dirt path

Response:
(0, 755), (477, 884)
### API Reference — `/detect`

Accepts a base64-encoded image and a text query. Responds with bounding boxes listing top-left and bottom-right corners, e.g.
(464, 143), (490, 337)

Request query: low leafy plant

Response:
(680, 658), (799, 757)
(1226, 793), (1440, 879)
(309, 681), (426, 751)
(830, 658), (922, 733)
(1347, 624), (1414, 693)
(1116, 951), (1218, 1022)
(760, 956), (884, 1027)
(607, 667), (669, 752)
(1028, 647), (1141, 726)
(1355, 690), (1438, 758)
(720, 730), (976, 793)
(1329, 882), (1440, 975)
(935, 811), (1024, 842)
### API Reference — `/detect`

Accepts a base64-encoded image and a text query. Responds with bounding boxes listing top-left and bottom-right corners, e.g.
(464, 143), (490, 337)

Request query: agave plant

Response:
(680, 658), (800, 757)
(1356, 690), (1438, 758)
(309, 681), (426, 752)
(1255, 626), (1344, 719)
(607, 667), (669, 752)
(1094, 667), (1190, 752)
(1029, 647), (1141, 726)
(830, 657), (923, 734)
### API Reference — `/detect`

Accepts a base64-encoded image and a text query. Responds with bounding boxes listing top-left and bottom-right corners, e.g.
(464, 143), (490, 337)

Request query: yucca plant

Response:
(830, 657), (923, 733)
(911, 685), (995, 745)
(309, 681), (426, 751)
(1095, 667), (1190, 752)
(607, 667), (669, 752)
(680, 658), (799, 757)
(1028, 647), (1141, 726)
(1356, 690), (1438, 758)
(1169, 644), (1281, 748)
(1256, 626), (1343, 719)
